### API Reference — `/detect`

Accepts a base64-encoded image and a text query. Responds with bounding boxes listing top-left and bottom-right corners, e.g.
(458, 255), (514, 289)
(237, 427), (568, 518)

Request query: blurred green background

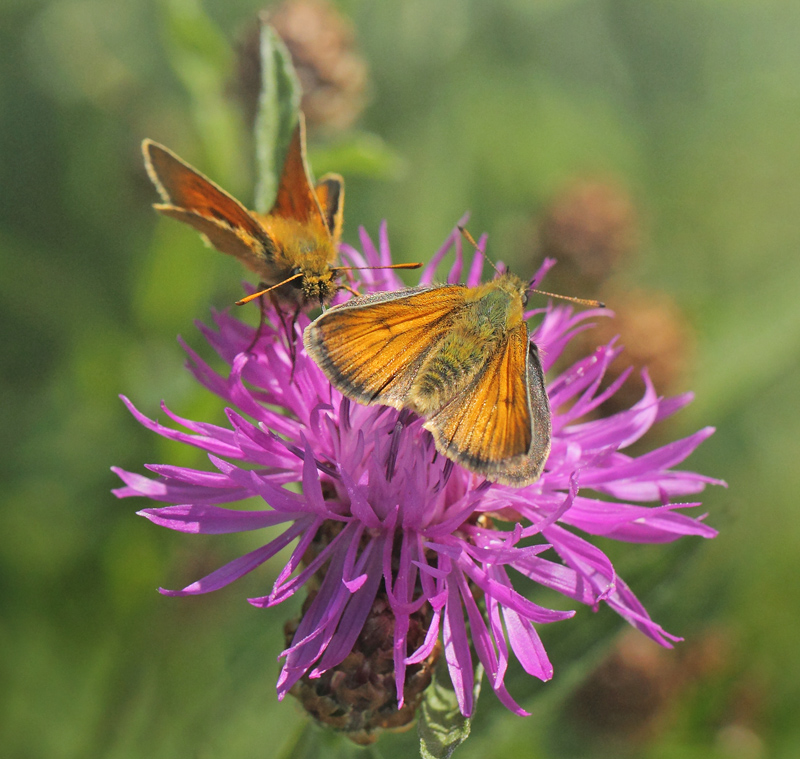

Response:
(2, 0), (799, 757)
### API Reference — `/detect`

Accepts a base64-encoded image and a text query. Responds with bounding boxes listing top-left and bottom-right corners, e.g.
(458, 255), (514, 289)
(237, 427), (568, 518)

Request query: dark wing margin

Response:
(521, 342), (551, 482)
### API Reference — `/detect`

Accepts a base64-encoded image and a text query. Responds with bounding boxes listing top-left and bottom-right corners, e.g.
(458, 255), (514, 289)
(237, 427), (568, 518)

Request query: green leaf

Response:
(418, 662), (483, 759)
(254, 23), (302, 213)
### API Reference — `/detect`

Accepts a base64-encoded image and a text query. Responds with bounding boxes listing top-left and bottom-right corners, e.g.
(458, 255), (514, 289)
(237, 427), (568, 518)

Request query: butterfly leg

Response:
(343, 266), (359, 292)
(266, 291), (293, 348)
(339, 282), (361, 298)
(386, 409), (415, 481)
(242, 291), (270, 355)
(259, 293), (302, 373)
(287, 303), (303, 378)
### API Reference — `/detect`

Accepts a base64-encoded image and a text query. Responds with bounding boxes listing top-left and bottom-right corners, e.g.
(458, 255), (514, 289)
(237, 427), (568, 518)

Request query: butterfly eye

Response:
(522, 292), (529, 307)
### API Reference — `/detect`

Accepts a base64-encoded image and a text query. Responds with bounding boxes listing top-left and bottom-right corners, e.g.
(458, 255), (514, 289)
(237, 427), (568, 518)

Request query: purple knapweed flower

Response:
(113, 221), (721, 731)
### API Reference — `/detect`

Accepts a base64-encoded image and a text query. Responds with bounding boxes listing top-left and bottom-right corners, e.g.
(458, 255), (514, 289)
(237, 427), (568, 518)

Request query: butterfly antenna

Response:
(457, 225), (503, 277)
(242, 292), (270, 354)
(333, 263), (422, 293)
(459, 226), (604, 307)
(236, 272), (304, 305)
(335, 263), (423, 273)
(529, 288), (605, 308)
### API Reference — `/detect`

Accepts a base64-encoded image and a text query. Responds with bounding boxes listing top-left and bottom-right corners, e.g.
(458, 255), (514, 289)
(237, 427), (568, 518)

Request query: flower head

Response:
(113, 221), (720, 737)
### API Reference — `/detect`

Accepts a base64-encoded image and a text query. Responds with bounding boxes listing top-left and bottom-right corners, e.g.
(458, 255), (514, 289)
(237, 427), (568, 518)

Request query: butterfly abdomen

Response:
(410, 323), (499, 414)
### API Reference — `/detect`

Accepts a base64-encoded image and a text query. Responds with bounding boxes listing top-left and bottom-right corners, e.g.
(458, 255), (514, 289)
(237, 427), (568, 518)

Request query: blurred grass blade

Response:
(419, 662), (483, 759)
(255, 21), (302, 213)
(277, 720), (361, 759)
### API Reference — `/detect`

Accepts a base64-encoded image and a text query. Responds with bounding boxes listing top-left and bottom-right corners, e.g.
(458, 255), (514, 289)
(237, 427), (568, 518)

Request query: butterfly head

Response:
(262, 216), (339, 305)
(296, 266), (337, 305)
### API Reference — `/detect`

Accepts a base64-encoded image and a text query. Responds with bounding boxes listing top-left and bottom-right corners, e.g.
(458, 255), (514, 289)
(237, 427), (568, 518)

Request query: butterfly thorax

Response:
(257, 214), (338, 304)
(409, 274), (527, 416)
(465, 273), (526, 327)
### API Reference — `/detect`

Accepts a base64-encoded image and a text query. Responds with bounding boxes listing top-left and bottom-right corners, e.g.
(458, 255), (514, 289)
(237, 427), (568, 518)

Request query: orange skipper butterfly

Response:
(143, 115), (345, 307)
(303, 270), (552, 486)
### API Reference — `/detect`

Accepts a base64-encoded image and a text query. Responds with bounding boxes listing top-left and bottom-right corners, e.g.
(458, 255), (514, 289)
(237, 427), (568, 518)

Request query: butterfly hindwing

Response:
(315, 174), (345, 242)
(518, 343), (552, 482)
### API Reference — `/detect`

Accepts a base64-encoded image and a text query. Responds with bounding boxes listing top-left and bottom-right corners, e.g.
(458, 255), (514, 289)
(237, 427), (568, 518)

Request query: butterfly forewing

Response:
(304, 286), (468, 405)
(270, 118), (328, 232)
(143, 140), (267, 242)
